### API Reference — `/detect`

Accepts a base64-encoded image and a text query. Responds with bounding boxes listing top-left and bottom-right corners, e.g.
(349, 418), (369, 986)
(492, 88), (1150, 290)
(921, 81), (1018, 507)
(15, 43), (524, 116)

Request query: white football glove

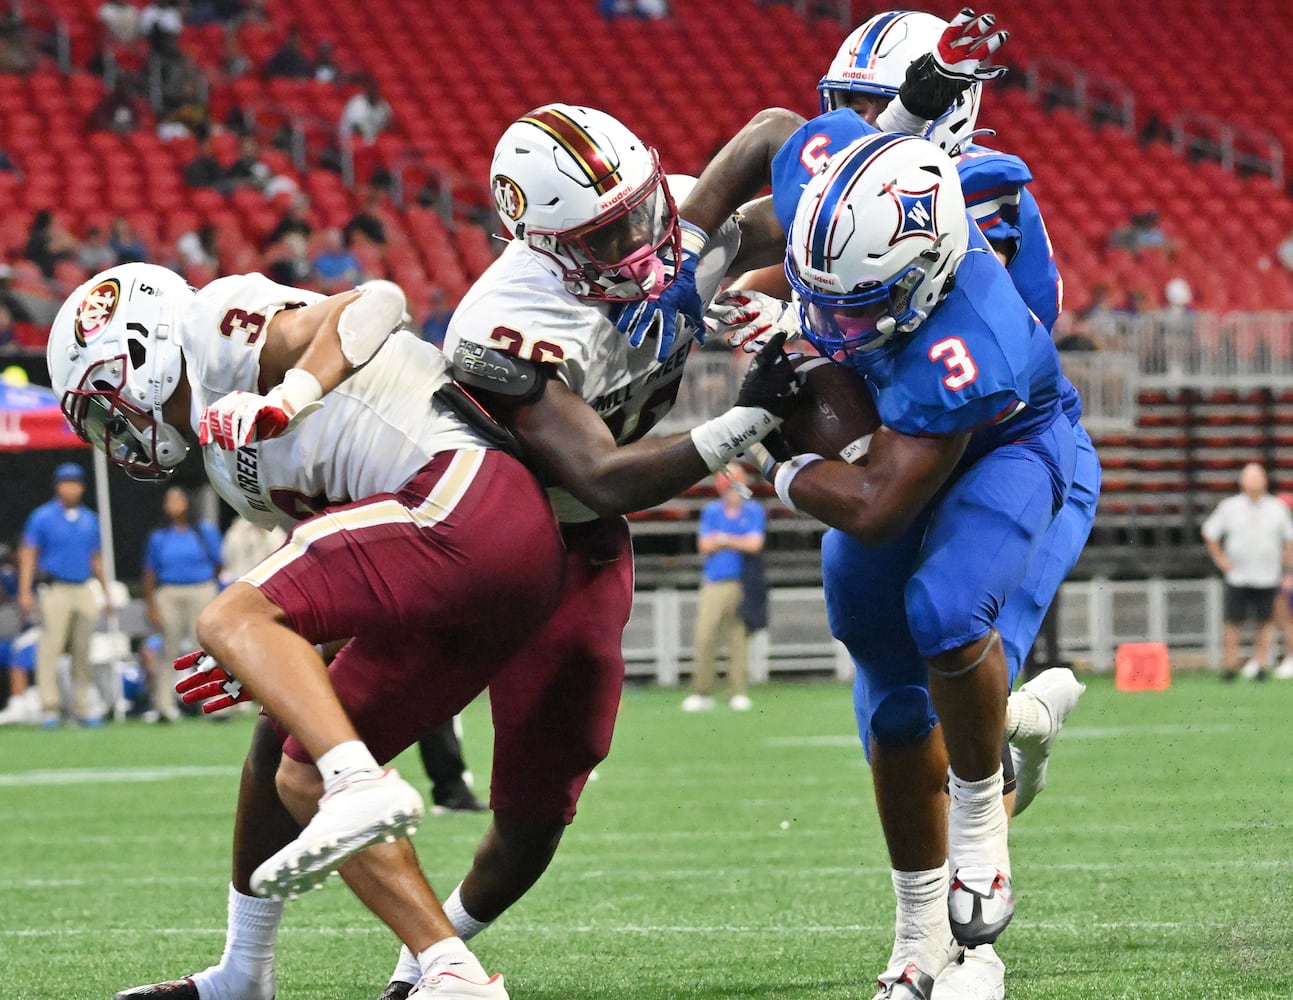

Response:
(706, 289), (801, 353)
(198, 368), (323, 450)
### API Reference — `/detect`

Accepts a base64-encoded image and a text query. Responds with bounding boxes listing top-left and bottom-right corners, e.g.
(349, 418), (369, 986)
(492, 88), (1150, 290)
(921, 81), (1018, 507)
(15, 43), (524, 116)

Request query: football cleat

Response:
(114, 977), (201, 1000)
(408, 970), (508, 999)
(948, 867), (1014, 947)
(931, 945), (1006, 1000)
(1273, 656), (1293, 680)
(250, 768), (423, 899)
(680, 694), (715, 712)
(873, 960), (938, 1000)
(1008, 666), (1085, 815)
(377, 983), (415, 1000)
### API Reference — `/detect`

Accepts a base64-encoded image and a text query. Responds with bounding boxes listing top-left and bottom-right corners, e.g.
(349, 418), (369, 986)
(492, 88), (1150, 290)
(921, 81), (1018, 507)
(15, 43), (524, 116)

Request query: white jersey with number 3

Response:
(446, 178), (740, 523)
(181, 273), (485, 531)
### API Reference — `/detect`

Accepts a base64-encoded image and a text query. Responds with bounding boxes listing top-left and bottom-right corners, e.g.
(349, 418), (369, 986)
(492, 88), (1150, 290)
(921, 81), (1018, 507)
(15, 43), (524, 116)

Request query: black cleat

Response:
(376, 983), (415, 1000)
(431, 782), (488, 815)
(114, 978), (201, 1000)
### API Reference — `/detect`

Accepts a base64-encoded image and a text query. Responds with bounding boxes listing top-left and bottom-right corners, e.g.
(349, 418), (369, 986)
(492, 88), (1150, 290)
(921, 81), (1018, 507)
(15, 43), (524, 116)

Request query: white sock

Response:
(390, 945), (421, 986)
(189, 885), (282, 1000)
(315, 741), (381, 794)
(888, 863), (953, 970)
(947, 767), (1010, 877)
(417, 936), (487, 981)
(444, 884), (493, 941)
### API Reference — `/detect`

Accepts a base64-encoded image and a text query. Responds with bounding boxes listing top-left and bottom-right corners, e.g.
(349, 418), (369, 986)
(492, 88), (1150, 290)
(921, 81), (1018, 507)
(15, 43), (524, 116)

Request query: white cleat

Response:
(1007, 667), (1085, 815)
(680, 693), (715, 712)
(728, 694), (753, 711)
(250, 768), (423, 899)
(948, 867), (1014, 947)
(932, 945), (1006, 1000)
(1273, 656), (1293, 680)
(408, 969), (508, 999)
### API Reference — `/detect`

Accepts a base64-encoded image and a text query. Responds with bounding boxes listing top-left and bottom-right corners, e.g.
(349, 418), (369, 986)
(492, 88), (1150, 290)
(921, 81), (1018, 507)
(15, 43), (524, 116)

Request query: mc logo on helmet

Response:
(492, 175), (527, 222)
(74, 278), (121, 347)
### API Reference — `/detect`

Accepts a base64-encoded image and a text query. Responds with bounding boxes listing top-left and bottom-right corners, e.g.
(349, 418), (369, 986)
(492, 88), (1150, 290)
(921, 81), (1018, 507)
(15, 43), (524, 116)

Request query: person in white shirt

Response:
(1201, 462), (1293, 680)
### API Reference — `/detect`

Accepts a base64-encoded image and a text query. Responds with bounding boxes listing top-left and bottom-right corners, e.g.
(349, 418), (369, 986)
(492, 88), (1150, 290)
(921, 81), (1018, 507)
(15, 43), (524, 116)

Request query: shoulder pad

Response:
(450, 340), (546, 402)
(956, 145), (1033, 196)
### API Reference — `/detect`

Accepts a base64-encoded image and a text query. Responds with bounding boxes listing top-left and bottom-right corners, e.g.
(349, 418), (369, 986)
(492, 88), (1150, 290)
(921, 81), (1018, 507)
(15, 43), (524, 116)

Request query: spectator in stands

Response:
(0, 147), (18, 175)
(87, 79), (147, 134)
(223, 134), (272, 191)
(77, 225), (119, 274)
(1108, 209), (1174, 256)
(313, 40), (339, 83)
(174, 222), (219, 272)
(264, 24), (312, 78)
(108, 216), (148, 263)
(219, 22), (251, 80)
(682, 466), (765, 713)
(338, 74), (393, 145)
(264, 231), (312, 287)
(24, 210), (78, 280)
(419, 287), (453, 348)
(0, 265), (34, 323)
(139, 0), (183, 55)
(142, 485), (222, 722)
(344, 187), (387, 247)
(17, 463), (112, 728)
(0, 9), (39, 74)
(183, 131), (227, 188)
(97, 0), (143, 45)
(1202, 462), (1293, 681)
(263, 193), (313, 248)
(311, 228), (361, 292)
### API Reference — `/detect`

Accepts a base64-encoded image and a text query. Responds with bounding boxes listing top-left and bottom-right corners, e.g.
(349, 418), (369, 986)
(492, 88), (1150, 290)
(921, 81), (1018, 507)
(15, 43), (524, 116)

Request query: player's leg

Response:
(909, 428), (1072, 955)
(419, 719), (485, 813)
(823, 523), (960, 999)
(378, 518), (633, 998)
(997, 422), (1099, 817)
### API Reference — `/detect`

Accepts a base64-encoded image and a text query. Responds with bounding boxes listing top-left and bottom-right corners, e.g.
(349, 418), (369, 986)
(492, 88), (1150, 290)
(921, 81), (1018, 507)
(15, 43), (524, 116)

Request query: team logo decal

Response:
(884, 183), (940, 244)
(492, 174), (526, 222)
(74, 278), (121, 347)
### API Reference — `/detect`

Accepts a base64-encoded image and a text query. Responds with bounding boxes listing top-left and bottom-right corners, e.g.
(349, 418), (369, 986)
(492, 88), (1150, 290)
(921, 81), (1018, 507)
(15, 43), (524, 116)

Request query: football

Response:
(778, 355), (880, 464)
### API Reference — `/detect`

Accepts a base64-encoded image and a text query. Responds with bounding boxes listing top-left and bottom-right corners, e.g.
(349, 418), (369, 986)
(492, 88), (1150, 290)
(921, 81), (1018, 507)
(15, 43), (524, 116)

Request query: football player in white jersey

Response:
(48, 265), (568, 1000)
(372, 103), (804, 999)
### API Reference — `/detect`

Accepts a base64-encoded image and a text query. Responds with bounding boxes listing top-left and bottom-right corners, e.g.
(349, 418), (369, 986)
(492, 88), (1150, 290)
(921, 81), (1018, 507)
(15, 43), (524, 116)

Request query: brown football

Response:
(778, 355), (880, 464)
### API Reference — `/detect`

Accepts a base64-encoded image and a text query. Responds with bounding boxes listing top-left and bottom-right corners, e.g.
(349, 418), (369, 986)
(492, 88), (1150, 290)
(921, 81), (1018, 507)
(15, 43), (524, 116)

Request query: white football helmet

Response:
(47, 263), (195, 481)
(786, 133), (971, 359)
(490, 103), (682, 302)
(818, 10), (984, 156)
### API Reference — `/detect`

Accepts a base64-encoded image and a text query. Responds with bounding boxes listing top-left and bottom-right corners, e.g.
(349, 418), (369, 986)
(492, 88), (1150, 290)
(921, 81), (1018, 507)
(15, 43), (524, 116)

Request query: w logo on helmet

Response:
(885, 184), (941, 245)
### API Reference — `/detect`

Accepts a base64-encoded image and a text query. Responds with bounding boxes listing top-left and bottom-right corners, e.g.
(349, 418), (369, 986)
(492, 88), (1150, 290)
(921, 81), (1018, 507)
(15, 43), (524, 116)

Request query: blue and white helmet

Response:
(818, 10), (984, 156)
(786, 133), (970, 359)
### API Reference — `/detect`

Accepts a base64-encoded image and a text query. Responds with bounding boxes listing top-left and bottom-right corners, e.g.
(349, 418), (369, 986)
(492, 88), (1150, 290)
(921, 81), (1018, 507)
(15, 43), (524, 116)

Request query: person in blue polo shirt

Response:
(17, 462), (111, 727)
(142, 485), (222, 721)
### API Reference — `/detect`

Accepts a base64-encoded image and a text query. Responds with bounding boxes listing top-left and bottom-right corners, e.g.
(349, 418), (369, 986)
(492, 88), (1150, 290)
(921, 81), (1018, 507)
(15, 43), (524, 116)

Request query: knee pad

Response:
(868, 685), (938, 750)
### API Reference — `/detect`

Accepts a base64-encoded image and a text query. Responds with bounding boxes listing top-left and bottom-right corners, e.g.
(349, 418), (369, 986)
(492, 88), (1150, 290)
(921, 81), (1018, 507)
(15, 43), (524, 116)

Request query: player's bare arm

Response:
(728, 197), (789, 275)
(782, 427), (970, 546)
(681, 108), (806, 238)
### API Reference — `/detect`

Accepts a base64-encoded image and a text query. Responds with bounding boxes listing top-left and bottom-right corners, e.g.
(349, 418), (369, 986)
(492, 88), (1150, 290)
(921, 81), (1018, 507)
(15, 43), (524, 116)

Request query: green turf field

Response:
(2, 671), (1291, 999)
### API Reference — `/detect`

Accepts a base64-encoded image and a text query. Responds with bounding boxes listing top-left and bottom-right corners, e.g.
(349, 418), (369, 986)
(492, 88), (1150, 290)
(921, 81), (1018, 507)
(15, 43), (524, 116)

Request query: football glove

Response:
(614, 221), (707, 362)
(174, 650), (252, 715)
(706, 289), (801, 353)
(898, 8), (1009, 120)
(734, 331), (802, 418)
(198, 368), (324, 450)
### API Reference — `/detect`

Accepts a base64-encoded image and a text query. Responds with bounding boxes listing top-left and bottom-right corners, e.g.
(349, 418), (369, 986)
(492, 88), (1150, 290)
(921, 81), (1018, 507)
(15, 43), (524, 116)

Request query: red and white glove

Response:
(174, 650), (252, 715)
(198, 368), (324, 450)
(706, 290), (801, 353)
(880, 8), (1009, 128)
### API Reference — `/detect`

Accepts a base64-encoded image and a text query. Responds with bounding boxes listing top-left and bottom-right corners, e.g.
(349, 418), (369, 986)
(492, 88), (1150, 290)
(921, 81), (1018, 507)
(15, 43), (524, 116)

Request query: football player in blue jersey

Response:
(769, 131), (1077, 1000)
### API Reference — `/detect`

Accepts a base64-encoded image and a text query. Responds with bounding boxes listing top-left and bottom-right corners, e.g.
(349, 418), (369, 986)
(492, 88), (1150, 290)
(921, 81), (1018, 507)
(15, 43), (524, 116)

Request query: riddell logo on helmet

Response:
(492, 175), (526, 222)
(74, 278), (121, 347)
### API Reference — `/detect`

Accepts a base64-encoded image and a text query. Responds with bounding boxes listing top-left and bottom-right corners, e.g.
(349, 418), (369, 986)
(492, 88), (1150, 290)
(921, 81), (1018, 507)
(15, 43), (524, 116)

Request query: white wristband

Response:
(690, 406), (778, 472)
(679, 219), (709, 257)
(774, 453), (824, 513)
(279, 367), (323, 416)
(876, 96), (929, 136)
